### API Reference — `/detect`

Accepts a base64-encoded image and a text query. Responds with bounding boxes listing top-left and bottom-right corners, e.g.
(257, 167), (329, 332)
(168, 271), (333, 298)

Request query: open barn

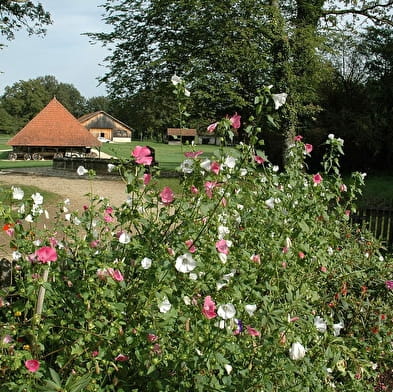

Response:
(7, 97), (101, 160)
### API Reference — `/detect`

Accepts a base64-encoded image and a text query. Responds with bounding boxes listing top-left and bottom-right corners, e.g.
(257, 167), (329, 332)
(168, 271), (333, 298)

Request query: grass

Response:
(0, 183), (60, 205)
(100, 141), (236, 171)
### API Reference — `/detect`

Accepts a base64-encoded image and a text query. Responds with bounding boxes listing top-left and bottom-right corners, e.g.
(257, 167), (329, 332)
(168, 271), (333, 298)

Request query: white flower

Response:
(289, 342), (306, 360)
(171, 74), (182, 86)
(217, 303), (236, 320)
(328, 133), (335, 140)
(272, 93), (287, 110)
(64, 198), (70, 205)
(337, 138), (344, 145)
(183, 296), (191, 305)
(77, 166), (88, 176)
(72, 217), (81, 225)
(224, 364), (233, 375)
(11, 186), (24, 200)
(200, 159), (211, 172)
(141, 257), (152, 269)
(12, 251), (21, 260)
(25, 214), (33, 223)
(218, 253), (227, 264)
(65, 213), (71, 221)
(314, 316), (327, 333)
(180, 159), (194, 174)
(31, 192), (43, 205)
(189, 272), (198, 280)
(245, 304), (257, 316)
(18, 204), (25, 214)
(119, 232), (131, 244)
(107, 164), (116, 173)
(265, 197), (275, 209)
(224, 156), (236, 169)
(327, 246), (333, 256)
(175, 253), (196, 273)
(333, 321), (344, 336)
(272, 165), (279, 172)
(184, 88), (191, 97)
(158, 297), (171, 313)
(218, 225), (230, 239)
(33, 240), (41, 246)
(239, 168), (248, 176)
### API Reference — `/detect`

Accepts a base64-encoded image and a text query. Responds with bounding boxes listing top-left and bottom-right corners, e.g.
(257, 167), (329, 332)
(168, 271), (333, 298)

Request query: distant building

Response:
(167, 128), (197, 144)
(79, 111), (133, 142)
(7, 97), (100, 159)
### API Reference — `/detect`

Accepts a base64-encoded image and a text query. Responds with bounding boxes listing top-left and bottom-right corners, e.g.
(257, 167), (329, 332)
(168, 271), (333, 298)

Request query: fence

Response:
(352, 199), (393, 250)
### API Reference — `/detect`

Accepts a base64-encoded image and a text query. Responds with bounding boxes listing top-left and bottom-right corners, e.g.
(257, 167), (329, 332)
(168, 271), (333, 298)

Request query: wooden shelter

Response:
(7, 97), (101, 160)
(167, 128), (197, 144)
(79, 111), (132, 142)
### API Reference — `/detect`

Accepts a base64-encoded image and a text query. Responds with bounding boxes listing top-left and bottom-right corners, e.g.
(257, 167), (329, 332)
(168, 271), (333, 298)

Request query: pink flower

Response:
(254, 155), (265, 164)
(304, 144), (313, 154)
(3, 334), (12, 344)
(294, 135), (303, 141)
(25, 359), (40, 372)
(202, 296), (217, 319)
(207, 122), (218, 133)
(35, 246), (57, 263)
(92, 350), (99, 357)
(107, 268), (124, 282)
(246, 326), (261, 337)
(104, 213), (114, 223)
(185, 239), (196, 253)
(190, 185), (199, 194)
(340, 184), (347, 192)
(345, 210), (351, 217)
(229, 113), (241, 129)
(320, 266), (327, 273)
(204, 181), (217, 199)
(313, 173), (323, 185)
(221, 197), (227, 207)
(160, 186), (174, 204)
(251, 254), (261, 264)
(385, 280), (393, 290)
(167, 247), (175, 256)
(90, 240), (99, 248)
(114, 354), (129, 362)
(143, 173), (152, 185)
(147, 334), (159, 342)
(298, 252), (305, 259)
(132, 146), (153, 165)
(216, 239), (229, 255)
(289, 316), (299, 323)
(184, 151), (203, 158)
(210, 161), (220, 175)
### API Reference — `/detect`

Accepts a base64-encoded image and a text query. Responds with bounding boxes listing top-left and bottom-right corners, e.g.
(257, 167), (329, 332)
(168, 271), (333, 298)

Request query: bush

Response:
(0, 83), (392, 391)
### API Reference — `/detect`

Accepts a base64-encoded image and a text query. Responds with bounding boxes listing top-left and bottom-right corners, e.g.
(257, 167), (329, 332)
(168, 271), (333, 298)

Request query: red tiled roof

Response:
(7, 98), (101, 147)
(167, 128), (197, 136)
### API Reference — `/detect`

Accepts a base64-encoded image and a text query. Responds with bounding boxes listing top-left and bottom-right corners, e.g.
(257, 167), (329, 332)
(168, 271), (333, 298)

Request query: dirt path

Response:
(0, 172), (129, 208)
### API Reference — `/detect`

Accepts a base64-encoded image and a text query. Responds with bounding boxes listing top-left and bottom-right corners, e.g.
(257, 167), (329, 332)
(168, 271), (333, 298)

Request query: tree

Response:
(89, 0), (273, 126)
(0, 0), (51, 46)
(0, 76), (86, 133)
(90, 0), (393, 152)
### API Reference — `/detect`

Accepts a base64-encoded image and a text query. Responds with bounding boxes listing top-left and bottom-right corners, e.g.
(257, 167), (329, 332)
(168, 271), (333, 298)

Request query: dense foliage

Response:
(0, 0), (51, 45)
(0, 84), (392, 391)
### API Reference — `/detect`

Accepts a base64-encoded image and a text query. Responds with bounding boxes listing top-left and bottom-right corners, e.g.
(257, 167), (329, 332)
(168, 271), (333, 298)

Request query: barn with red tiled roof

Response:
(7, 97), (101, 160)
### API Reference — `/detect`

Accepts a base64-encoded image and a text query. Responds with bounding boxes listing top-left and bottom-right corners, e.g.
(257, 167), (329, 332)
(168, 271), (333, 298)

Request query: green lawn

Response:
(100, 141), (236, 171)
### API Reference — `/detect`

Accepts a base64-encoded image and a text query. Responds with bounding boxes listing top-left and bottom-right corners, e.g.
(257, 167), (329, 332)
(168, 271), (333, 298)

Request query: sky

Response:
(0, 0), (110, 98)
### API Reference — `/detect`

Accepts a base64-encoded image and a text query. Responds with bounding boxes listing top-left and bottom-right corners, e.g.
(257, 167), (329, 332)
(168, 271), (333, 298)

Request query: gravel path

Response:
(0, 169), (129, 208)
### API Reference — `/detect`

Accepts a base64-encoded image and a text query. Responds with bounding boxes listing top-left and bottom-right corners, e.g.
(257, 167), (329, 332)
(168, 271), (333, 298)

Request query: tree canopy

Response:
(0, 0), (51, 46)
(0, 76), (86, 133)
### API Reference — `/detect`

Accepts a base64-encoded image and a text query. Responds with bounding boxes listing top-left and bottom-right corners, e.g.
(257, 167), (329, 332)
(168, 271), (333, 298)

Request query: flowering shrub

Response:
(0, 84), (393, 392)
